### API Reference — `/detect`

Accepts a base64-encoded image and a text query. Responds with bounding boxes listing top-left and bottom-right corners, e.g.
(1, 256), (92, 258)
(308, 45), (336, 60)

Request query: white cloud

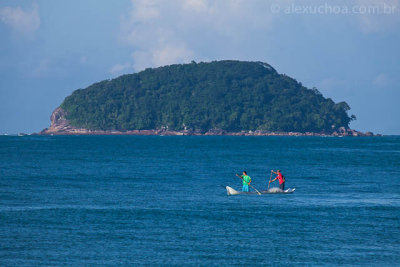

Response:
(151, 44), (194, 66)
(114, 0), (400, 73)
(117, 0), (277, 72)
(0, 3), (40, 35)
(118, 0), (197, 71)
(109, 63), (133, 76)
(130, 0), (160, 21)
(183, 0), (210, 13)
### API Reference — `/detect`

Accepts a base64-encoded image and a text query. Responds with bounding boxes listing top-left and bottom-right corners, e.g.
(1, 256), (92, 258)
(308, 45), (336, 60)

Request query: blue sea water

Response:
(0, 136), (399, 266)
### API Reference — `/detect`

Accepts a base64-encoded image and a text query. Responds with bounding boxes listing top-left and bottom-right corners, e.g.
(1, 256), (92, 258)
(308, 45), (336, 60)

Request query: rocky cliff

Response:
(40, 107), (92, 135)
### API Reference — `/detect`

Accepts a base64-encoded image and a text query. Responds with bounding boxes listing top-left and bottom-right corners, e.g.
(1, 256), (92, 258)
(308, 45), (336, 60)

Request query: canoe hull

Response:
(226, 186), (295, 195)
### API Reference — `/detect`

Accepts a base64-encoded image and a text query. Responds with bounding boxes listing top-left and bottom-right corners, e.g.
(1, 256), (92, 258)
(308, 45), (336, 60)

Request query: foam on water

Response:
(267, 187), (283, 193)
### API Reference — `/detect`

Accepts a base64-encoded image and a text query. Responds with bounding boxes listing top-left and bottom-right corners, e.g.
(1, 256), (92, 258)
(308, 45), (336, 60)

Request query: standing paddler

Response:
(236, 171), (251, 192)
(271, 170), (285, 191)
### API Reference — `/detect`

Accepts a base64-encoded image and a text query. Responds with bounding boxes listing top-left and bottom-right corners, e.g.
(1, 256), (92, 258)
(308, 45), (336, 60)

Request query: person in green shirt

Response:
(236, 171), (251, 192)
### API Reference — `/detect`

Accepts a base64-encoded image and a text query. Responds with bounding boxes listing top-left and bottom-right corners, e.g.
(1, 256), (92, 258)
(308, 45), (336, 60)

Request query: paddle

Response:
(268, 170), (273, 190)
(235, 174), (262, 195)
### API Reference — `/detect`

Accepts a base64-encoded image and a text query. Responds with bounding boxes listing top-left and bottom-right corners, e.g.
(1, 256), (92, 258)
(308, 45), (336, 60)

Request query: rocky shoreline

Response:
(38, 128), (377, 137)
(38, 107), (379, 137)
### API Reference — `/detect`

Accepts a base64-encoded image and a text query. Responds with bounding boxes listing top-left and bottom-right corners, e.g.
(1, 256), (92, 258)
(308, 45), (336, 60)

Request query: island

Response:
(40, 60), (375, 136)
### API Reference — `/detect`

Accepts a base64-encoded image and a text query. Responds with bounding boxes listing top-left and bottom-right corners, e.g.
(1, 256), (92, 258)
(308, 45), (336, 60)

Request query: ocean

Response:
(1, 136), (399, 266)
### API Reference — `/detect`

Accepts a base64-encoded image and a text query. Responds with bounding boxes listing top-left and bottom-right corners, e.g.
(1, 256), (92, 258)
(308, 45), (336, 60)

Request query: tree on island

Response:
(59, 60), (355, 133)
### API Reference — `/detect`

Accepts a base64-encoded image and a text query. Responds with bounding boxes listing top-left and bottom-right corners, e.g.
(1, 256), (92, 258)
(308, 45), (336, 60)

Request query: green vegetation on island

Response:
(60, 60), (355, 133)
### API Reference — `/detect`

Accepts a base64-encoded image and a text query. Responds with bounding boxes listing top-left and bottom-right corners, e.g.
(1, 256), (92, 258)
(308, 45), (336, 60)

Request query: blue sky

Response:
(0, 0), (399, 134)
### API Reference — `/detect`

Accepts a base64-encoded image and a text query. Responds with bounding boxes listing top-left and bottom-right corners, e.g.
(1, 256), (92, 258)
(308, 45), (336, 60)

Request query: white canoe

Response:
(226, 186), (295, 196)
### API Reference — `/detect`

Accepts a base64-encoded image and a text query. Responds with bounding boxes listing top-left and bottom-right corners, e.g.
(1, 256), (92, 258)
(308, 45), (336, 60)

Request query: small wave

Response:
(0, 205), (213, 213)
(0, 205), (131, 212)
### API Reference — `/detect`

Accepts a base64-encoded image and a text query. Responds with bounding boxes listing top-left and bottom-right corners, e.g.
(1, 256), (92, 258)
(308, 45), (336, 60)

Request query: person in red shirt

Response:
(271, 170), (285, 190)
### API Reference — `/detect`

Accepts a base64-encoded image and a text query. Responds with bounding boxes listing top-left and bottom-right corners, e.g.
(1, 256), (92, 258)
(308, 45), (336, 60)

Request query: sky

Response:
(0, 0), (399, 134)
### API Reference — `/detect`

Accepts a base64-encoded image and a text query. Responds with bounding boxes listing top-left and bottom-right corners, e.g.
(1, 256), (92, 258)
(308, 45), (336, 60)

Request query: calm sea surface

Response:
(0, 136), (399, 266)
